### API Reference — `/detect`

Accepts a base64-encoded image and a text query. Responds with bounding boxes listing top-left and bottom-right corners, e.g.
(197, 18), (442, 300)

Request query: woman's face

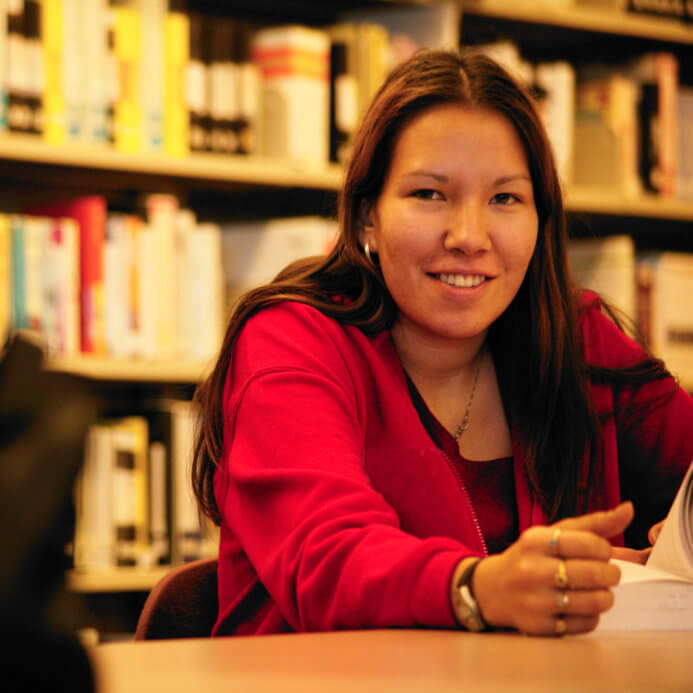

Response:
(360, 103), (539, 346)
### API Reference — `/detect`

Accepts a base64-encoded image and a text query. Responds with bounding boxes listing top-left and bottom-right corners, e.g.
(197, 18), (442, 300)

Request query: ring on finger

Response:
(554, 559), (569, 589)
(554, 616), (567, 636)
(549, 528), (561, 556)
(557, 591), (569, 610)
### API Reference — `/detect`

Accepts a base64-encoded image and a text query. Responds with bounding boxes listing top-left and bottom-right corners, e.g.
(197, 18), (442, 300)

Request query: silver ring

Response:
(554, 559), (569, 590)
(549, 528), (561, 556)
(554, 617), (567, 636)
(557, 591), (569, 610)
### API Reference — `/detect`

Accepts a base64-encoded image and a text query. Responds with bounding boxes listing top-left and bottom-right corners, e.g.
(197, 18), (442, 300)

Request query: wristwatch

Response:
(450, 558), (489, 632)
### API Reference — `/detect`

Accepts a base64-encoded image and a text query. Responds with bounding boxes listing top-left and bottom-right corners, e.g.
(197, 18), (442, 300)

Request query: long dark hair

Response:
(192, 49), (669, 526)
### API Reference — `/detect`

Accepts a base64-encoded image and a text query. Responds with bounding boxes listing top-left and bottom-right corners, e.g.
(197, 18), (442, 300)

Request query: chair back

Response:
(135, 557), (218, 640)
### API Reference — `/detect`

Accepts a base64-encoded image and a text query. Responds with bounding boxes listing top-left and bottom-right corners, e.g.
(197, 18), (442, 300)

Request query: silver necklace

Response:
(454, 349), (484, 443)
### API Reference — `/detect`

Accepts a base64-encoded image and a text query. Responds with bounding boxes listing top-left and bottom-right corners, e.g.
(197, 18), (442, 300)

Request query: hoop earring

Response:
(364, 241), (378, 265)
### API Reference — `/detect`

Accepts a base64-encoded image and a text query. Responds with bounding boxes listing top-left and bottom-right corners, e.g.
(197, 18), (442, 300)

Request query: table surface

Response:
(91, 629), (693, 693)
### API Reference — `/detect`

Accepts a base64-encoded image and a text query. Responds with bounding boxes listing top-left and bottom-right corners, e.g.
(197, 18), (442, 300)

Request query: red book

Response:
(29, 196), (107, 354)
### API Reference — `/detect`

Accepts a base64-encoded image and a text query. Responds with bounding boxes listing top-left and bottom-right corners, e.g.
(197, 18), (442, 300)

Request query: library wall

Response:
(1, 0), (692, 639)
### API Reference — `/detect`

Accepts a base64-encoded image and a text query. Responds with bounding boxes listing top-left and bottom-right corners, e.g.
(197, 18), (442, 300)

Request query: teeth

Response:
(438, 273), (486, 288)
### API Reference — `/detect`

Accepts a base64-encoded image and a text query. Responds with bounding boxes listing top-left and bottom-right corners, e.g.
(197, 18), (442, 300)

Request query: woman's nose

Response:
(443, 201), (491, 255)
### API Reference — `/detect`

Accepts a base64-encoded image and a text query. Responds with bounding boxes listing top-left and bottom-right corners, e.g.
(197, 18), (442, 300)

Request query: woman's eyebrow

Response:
(494, 174), (532, 186)
(403, 169), (449, 183)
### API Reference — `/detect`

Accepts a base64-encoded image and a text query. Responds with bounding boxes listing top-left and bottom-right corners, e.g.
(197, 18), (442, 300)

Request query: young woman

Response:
(192, 50), (693, 637)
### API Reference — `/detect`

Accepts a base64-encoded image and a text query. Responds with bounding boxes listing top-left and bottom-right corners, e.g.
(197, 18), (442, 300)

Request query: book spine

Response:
(655, 52), (679, 198)
(9, 214), (26, 330)
(252, 26), (331, 164)
(55, 217), (80, 356)
(7, 0), (29, 133)
(185, 11), (209, 152)
(79, 198), (107, 354)
(41, 0), (66, 144)
(234, 21), (259, 155)
(82, 0), (109, 142)
(208, 15), (235, 154)
(61, 0), (82, 139)
(0, 214), (11, 344)
(112, 4), (143, 152)
(74, 424), (115, 570)
(23, 0), (43, 136)
(0, 0), (9, 129)
(163, 9), (189, 157)
(329, 38), (358, 164)
(104, 214), (130, 358)
(136, 0), (165, 151)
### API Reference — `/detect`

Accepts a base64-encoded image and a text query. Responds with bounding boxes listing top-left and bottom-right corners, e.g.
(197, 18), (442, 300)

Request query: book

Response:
(636, 252), (693, 388)
(220, 216), (337, 311)
(574, 71), (640, 198)
(30, 195), (108, 354)
(567, 235), (637, 327)
(0, 0), (8, 130)
(163, 7), (189, 157)
(41, 0), (66, 144)
(0, 214), (10, 344)
(598, 462), (693, 631)
(677, 86), (693, 202)
(136, 0), (165, 151)
(112, 3), (143, 152)
(252, 24), (331, 164)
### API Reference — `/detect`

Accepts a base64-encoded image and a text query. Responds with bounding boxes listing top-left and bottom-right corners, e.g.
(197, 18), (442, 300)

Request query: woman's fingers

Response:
(648, 520), (665, 545)
(554, 501), (634, 539)
(611, 546), (651, 564)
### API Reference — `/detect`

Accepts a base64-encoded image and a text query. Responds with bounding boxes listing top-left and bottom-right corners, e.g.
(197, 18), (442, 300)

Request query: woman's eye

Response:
(411, 189), (442, 200)
(491, 192), (520, 205)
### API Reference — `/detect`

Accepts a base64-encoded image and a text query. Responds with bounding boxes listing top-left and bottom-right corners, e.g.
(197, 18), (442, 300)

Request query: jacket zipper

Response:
(441, 449), (488, 557)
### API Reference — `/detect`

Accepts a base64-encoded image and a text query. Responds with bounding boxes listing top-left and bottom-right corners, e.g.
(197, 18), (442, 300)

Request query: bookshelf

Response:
(459, 0), (693, 44)
(4, 0), (693, 636)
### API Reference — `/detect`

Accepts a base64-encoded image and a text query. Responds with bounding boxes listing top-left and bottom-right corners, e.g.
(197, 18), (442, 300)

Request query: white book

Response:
(74, 424), (115, 571)
(187, 221), (223, 363)
(174, 207), (196, 361)
(144, 194), (178, 360)
(636, 252), (693, 389)
(43, 217), (79, 356)
(104, 214), (131, 358)
(599, 462), (693, 631)
(253, 25), (330, 164)
(136, 0), (164, 151)
(23, 215), (49, 335)
(62, 0), (83, 139)
(535, 61), (575, 187)
(81, 0), (109, 142)
(221, 216), (337, 305)
(568, 235), (636, 325)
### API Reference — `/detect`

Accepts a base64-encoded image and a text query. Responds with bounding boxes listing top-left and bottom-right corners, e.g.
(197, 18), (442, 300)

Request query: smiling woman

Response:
(191, 50), (693, 639)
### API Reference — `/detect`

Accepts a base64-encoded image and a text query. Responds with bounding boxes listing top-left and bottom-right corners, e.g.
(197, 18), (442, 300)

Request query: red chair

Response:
(135, 558), (219, 640)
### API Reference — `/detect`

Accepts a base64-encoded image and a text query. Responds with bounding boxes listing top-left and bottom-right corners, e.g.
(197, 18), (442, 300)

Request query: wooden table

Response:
(91, 629), (693, 693)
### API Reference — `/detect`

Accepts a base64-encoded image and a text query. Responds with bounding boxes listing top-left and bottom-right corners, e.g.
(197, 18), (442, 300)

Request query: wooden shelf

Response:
(0, 132), (344, 191)
(46, 355), (212, 383)
(460, 0), (693, 43)
(566, 187), (693, 221)
(67, 566), (170, 593)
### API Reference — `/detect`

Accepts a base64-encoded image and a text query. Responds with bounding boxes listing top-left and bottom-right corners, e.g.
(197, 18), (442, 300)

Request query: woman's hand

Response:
(611, 519), (665, 565)
(469, 501), (634, 636)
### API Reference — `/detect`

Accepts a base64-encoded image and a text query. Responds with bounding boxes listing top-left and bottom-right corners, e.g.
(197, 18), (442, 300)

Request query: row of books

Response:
(474, 40), (690, 202)
(0, 0), (449, 165)
(1, 194), (225, 362)
(568, 235), (693, 388)
(72, 399), (218, 571)
(1, 194), (338, 362)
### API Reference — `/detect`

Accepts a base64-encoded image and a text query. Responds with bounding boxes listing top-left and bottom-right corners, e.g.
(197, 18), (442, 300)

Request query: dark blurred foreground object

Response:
(0, 334), (99, 693)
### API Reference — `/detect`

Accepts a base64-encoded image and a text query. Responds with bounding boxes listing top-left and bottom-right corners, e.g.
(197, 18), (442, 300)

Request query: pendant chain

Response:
(454, 349), (484, 443)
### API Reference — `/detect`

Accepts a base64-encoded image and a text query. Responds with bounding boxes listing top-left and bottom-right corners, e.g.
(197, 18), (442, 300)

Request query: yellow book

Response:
(113, 6), (143, 152)
(164, 11), (190, 157)
(41, 0), (66, 144)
